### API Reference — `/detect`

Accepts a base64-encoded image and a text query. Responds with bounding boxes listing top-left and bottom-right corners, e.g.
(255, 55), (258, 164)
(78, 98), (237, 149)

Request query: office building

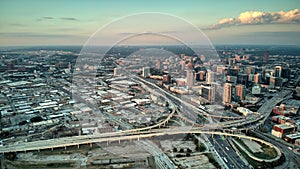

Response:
(223, 83), (232, 104)
(235, 84), (245, 101)
(186, 69), (195, 87)
(199, 85), (215, 102)
(206, 71), (215, 84)
(254, 73), (261, 84)
(264, 51), (269, 62)
(142, 67), (150, 78)
(275, 66), (282, 77)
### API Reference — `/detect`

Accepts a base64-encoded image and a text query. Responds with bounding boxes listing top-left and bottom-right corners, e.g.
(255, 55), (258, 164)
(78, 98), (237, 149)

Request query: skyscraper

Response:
(223, 83), (232, 104)
(254, 73), (261, 84)
(186, 69), (195, 87)
(235, 84), (245, 101)
(206, 71), (215, 84)
(142, 67), (150, 78)
(264, 51), (269, 62)
(274, 66), (282, 77)
(199, 85), (215, 102)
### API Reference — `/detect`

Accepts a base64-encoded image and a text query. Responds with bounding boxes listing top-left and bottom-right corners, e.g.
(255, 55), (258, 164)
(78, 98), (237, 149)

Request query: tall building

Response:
(223, 83), (232, 104)
(247, 66), (256, 75)
(186, 69), (195, 87)
(269, 76), (284, 88)
(155, 60), (161, 70)
(142, 67), (150, 78)
(235, 84), (245, 101)
(264, 51), (269, 62)
(274, 66), (282, 77)
(7, 62), (14, 71)
(199, 85), (215, 102)
(282, 68), (291, 79)
(248, 74), (254, 82)
(237, 74), (248, 86)
(227, 68), (239, 76)
(199, 71), (206, 81)
(254, 73), (261, 84)
(206, 71), (215, 84)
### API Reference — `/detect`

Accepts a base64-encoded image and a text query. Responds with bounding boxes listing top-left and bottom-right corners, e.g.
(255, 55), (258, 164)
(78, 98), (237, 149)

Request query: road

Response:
(208, 134), (249, 169)
(254, 130), (300, 169)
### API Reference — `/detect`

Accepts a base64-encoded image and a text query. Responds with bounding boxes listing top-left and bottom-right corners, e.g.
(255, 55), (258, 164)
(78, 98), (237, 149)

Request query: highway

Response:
(0, 127), (282, 164)
(253, 130), (300, 169)
(137, 140), (176, 169)
(1, 76), (289, 169)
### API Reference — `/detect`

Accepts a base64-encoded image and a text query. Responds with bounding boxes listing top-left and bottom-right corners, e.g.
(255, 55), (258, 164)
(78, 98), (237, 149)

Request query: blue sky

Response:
(0, 0), (300, 46)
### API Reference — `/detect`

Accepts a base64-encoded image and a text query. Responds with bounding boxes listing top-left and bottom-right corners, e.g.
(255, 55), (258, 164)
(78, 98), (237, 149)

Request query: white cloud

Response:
(207, 9), (300, 29)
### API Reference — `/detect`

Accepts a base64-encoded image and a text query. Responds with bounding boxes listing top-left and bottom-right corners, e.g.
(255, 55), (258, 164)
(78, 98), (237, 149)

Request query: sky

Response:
(0, 0), (300, 46)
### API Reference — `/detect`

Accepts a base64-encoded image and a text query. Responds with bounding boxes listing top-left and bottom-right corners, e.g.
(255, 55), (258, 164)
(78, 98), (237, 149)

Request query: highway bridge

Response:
(0, 127), (282, 163)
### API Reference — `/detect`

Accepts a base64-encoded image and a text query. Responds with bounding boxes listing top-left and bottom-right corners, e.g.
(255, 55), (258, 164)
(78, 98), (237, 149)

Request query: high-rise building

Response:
(142, 67), (150, 78)
(274, 66), (282, 77)
(248, 74), (254, 82)
(223, 83), (232, 104)
(254, 73), (261, 84)
(206, 71), (215, 84)
(199, 71), (206, 81)
(186, 69), (195, 87)
(269, 76), (276, 88)
(155, 60), (161, 70)
(247, 66), (256, 75)
(237, 74), (248, 86)
(7, 62), (14, 71)
(235, 84), (245, 101)
(282, 68), (291, 79)
(270, 76), (283, 88)
(199, 85), (215, 102)
(264, 51), (269, 62)
(227, 68), (239, 76)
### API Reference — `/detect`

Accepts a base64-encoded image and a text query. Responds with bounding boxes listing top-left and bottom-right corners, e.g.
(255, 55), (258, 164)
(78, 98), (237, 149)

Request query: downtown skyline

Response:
(0, 0), (300, 46)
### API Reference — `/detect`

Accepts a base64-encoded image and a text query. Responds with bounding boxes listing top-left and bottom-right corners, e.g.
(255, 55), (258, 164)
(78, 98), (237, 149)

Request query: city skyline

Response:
(1, 0), (300, 46)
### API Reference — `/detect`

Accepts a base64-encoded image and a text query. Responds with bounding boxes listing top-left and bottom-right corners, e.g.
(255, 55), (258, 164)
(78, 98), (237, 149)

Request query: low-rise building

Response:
(285, 133), (300, 144)
(271, 123), (297, 138)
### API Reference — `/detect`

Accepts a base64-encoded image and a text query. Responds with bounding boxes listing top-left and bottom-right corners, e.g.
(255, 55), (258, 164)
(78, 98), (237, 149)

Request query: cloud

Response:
(206, 9), (300, 29)
(42, 16), (54, 20)
(37, 17), (79, 21)
(60, 17), (78, 21)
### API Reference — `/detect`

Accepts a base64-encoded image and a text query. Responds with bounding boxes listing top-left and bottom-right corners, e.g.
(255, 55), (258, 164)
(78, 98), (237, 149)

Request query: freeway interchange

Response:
(0, 77), (292, 169)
